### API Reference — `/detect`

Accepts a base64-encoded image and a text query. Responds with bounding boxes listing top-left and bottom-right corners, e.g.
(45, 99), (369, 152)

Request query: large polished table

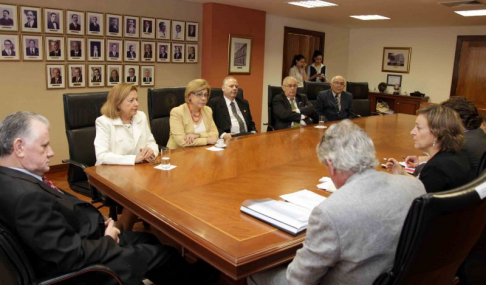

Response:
(85, 114), (418, 282)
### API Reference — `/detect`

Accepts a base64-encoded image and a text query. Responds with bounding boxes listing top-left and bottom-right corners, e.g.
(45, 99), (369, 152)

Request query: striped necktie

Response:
(290, 99), (300, 127)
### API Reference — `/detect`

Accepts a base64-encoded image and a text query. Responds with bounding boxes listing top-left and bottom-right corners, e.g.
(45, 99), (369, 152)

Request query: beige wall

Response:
(347, 26), (486, 103)
(0, 0), (202, 165)
(262, 14), (350, 131)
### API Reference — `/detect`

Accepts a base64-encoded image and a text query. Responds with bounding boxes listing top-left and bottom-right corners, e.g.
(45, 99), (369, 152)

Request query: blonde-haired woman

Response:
(167, 79), (218, 149)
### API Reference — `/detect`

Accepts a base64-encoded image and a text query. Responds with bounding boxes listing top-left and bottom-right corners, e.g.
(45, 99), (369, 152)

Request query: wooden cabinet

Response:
(368, 92), (429, 115)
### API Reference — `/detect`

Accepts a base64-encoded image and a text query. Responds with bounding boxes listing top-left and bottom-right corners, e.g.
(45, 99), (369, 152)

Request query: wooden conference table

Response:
(85, 114), (418, 282)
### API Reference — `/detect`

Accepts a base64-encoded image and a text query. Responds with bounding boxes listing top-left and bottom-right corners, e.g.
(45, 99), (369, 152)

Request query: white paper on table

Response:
(317, 177), (337, 192)
(280, 189), (326, 212)
(154, 164), (177, 171)
(314, 126), (327, 129)
(206, 146), (225, 152)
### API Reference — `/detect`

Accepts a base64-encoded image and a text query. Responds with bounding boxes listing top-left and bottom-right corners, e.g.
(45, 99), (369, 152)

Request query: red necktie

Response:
(42, 175), (64, 194)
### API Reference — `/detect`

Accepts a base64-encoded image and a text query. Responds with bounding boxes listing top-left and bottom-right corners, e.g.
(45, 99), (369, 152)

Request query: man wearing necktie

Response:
(26, 39), (39, 56)
(92, 68), (101, 82)
(92, 45), (99, 58)
(272, 76), (315, 130)
(70, 41), (81, 57)
(24, 10), (37, 28)
(2, 39), (15, 56)
(207, 76), (257, 139)
(127, 45), (136, 59)
(142, 69), (152, 83)
(316, 75), (355, 121)
(71, 67), (82, 83)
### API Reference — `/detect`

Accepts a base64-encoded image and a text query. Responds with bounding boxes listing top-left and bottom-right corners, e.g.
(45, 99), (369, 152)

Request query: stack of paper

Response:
(317, 177), (337, 192)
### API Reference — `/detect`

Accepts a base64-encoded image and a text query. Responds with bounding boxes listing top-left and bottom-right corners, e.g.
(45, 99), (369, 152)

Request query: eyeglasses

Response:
(193, 91), (209, 99)
(332, 81), (345, 86)
(284, 84), (298, 88)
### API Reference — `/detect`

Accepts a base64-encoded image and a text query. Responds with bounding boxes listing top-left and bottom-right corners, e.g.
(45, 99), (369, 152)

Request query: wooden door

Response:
(451, 36), (486, 105)
(282, 27), (325, 81)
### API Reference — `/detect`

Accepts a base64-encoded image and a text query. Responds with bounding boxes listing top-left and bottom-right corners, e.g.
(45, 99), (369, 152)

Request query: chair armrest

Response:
(38, 264), (122, 285)
(62, 159), (88, 170)
(263, 123), (274, 132)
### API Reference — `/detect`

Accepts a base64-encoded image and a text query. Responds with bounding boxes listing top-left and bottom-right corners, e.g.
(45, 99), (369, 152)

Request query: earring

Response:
(433, 141), (436, 147)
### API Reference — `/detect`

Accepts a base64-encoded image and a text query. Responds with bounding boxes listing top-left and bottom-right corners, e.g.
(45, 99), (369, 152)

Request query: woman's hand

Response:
(139, 147), (155, 162)
(386, 158), (406, 175)
(207, 136), (218, 145)
(405, 156), (419, 167)
(184, 134), (199, 144)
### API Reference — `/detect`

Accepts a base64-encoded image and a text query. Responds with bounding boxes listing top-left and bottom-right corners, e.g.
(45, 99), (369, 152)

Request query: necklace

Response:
(187, 103), (202, 123)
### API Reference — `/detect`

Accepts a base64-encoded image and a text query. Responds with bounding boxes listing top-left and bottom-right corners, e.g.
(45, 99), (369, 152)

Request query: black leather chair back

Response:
(0, 225), (36, 284)
(373, 172), (486, 285)
(210, 88), (244, 100)
(346, 81), (369, 99)
(267, 85), (304, 131)
(477, 150), (486, 178)
(353, 99), (371, 117)
(303, 81), (331, 102)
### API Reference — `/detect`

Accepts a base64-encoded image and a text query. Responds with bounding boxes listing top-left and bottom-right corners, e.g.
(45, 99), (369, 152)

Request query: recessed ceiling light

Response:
(287, 1), (338, 8)
(455, 9), (486, 16)
(350, 15), (391, 20)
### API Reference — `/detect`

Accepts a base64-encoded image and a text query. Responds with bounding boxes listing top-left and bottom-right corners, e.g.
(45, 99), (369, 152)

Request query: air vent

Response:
(439, 0), (485, 8)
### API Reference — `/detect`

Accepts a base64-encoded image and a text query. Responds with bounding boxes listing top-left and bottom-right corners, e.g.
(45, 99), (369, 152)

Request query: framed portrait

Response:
(68, 64), (86, 88)
(382, 47), (412, 74)
(186, 22), (198, 42)
(156, 19), (170, 40)
(141, 41), (155, 62)
(88, 64), (104, 87)
(172, 43), (184, 63)
(46, 64), (65, 89)
(0, 34), (20, 61)
(66, 10), (85, 35)
(43, 8), (63, 34)
(124, 40), (139, 62)
(106, 13), (122, 37)
(0, 4), (18, 32)
(124, 15), (139, 38)
(86, 12), (103, 36)
(22, 35), (43, 61)
(140, 65), (154, 87)
(140, 17), (155, 39)
(387, 74), (402, 87)
(87, 38), (104, 61)
(124, 64), (139, 86)
(228, 35), (252, 74)
(106, 64), (122, 86)
(106, 39), (122, 62)
(186, 44), (198, 63)
(20, 6), (41, 33)
(45, 36), (65, 61)
(67, 37), (85, 61)
(171, 20), (185, 41)
(156, 42), (170, 63)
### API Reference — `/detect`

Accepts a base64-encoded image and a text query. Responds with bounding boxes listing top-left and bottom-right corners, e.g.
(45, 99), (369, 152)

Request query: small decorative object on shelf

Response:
(393, 84), (400, 95)
(378, 82), (387, 93)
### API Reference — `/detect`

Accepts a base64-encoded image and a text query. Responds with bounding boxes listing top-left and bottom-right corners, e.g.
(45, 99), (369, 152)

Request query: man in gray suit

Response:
(248, 120), (425, 285)
(316, 75), (355, 121)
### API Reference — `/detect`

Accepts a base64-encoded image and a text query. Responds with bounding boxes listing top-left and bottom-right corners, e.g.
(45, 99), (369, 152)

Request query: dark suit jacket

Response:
(72, 76), (82, 83)
(69, 23), (81, 31)
(92, 76), (101, 82)
(70, 50), (82, 57)
(24, 21), (37, 28)
(127, 51), (136, 58)
(109, 25), (118, 33)
(174, 53), (182, 59)
(143, 26), (152, 33)
(316, 89), (355, 121)
(188, 54), (195, 60)
(0, 18), (13, 26)
(109, 51), (119, 58)
(110, 75), (120, 82)
(2, 50), (15, 56)
(207, 96), (257, 136)
(47, 21), (59, 29)
(127, 76), (136, 82)
(26, 47), (39, 56)
(143, 51), (152, 58)
(159, 52), (167, 59)
(464, 128), (486, 176)
(50, 76), (62, 84)
(272, 93), (315, 130)
(90, 23), (100, 31)
(143, 77), (152, 82)
(49, 49), (61, 56)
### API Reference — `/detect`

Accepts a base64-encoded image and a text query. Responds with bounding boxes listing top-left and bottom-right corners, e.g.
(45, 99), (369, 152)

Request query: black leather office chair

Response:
(266, 85), (304, 131)
(303, 81), (331, 106)
(477, 150), (486, 178)
(346, 81), (369, 100)
(0, 224), (122, 285)
(373, 172), (486, 285)
(353, 99), (371, 117)
(209, 88), (244, 100)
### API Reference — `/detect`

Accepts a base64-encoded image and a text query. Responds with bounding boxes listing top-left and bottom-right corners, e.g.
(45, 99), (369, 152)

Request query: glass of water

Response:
(319, 115), (326, 126)
(161, 147), (171, 170)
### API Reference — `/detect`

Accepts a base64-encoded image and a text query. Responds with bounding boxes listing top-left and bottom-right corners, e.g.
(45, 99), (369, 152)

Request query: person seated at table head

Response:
(307, 50), (326, 82)
(167, 79), (218, 149)
(272, 76), (315, 130)
(386, 105), (472, 193)
(248, 120), (426, 285)
(481, 114), (486, 134)
(207, 76), (257, 139)
(316, 75), (355, 122)
(288, 54), (308, 87)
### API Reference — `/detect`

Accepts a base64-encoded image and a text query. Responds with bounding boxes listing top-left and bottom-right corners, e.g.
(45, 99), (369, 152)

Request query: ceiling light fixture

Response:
(350, 15), (391, 20)
(287, 0), (338, 8)
(455, 9), (486, 16)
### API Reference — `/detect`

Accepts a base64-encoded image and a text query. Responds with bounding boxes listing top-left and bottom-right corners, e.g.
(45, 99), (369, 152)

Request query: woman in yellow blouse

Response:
(167, 79), (218, 149)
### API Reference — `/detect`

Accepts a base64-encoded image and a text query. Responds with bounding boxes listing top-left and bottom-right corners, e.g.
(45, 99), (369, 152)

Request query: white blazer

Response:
(94, 111), (159, 165)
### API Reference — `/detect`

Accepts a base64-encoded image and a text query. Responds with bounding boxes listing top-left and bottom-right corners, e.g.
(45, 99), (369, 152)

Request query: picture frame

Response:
(87, 38), (104, 61)
(106, 38), (122, 62)
(43, 8), (63, 34)
(88, 64), (104, 87)
(186, 43), (198, 63)
(20, 6), (42, 33)
(185, 22), (198, 42)
(22, 35), (43, 61)
(172, 43), (184, 63)
(86, 11), (103, 36)
(68, 64), (86, 88)
(45, 36), (64, 61)
(66, 10), (84, 35)
(140, 17), (155, 39)
(124, 64), (139, 86)
(156, 19), (170, 40)
(171, 20), (185, 41)
(0, 34), (19, 61)
(106, 13), (122, 37)
(106, 64), (122, 86)
(140, 65), (154, 86)
(156, 42), (170, 63)
(382, 47), (412, 74)
(228, 34), (252, 74)
(141, 41), (155, 62)
(46, 64), (65, 89)
(0, 3), (18, 32)
(387, 74), (402, 87)
(124, 40), (139, 62)
(124, 15), (139, 38)
(67, 37), (85, 61)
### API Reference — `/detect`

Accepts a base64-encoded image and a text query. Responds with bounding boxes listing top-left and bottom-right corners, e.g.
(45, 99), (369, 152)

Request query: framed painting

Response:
(382, 47), (412, 74)
(228, 34), (252, 74)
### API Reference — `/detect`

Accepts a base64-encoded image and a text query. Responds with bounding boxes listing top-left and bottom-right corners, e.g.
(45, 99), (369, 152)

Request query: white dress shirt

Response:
(287, 97), (306, 127)
(220, 96), (248, 138)
(193, 117), (207, 134)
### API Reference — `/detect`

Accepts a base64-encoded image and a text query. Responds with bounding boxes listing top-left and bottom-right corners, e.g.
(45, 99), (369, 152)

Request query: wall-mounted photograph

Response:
(156, 19), (170, 40)
(106, 64), (122, 86)
(22, 35), (43, 61)
(124, 15), (139, 38)
(88, 64), (104, 87)
(67, 37), (85, 61)
(0, 34), (20, 61)
(382, 47), (412, 74)
(106, 13), (122, 37)
(172, 43), (184, 63)
(387, 74), (402, 86)
(66, 10), (84, 35)
(46, 64), (65, 89)
(0, 3), (18, 32)
(141, 41), (155, 62)
(87, 11), (103, 36)
(124, 64), (139, 86)
(45, 36), (65, 61)
(228, 34), (252, 74)
(157, 42), (170, 63)
(140, 65), (154, 86)
(186, 22), (198, 42)
(106, 39), (122, 62)
(21, 6), (41, 33)
(68, 64), (85, 88)
(171, 20), (185, 41)
(140, 17), (155, 39)
(124, 40), (139, 62)
(44, 8), (63, 34)
(186, 43), (198, 63)
(88, 38), (104, 61)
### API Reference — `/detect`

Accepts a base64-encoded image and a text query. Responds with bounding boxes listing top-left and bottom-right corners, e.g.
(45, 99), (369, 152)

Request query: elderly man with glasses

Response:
(316, 75), (355, 121)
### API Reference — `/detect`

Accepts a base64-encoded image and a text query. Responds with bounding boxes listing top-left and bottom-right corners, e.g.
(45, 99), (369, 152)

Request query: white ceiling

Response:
(185, 0), (486, 28)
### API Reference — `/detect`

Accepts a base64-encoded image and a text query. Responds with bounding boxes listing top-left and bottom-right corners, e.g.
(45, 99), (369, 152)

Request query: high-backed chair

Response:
(266, 85), (304, 131)
(373, 172), (486, 285)
(477, 150), (486, 178)
(353, 99), (371, 117)
(346, 81), (369, 100)
(209, 88), (244, 100)
(303, 81), (331, 106)
(0, 224), (122, 285)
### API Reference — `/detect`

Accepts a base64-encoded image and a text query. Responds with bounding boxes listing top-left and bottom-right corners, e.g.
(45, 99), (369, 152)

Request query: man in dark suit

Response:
(143, 44), (152, 58)
(26, 39), (39, 56)
(92, 68), (102, 82)
(207, 76), (257, 139)
(316, 75), (355, 121)
(0, 10), (13, 26)
(0, 111), (215, 285)
(143, 69), (152, 83)
(71, 67), (82, 83)
(2, 39), (15, 56)
(47, 13), (59, 30)
(174, 46), (182, 59)
(69, 14), (80, 31)
(89, 16), (100, 32)
(127, 45), (136, 58)
(159, 45), (168, 59)
(49, 41), (61, 57)
(127, 67), (136, 82)
(50, 68), (62, 84)
(143, 20), (152, 33)
(70, 41), (81, 57)
(272, 76), (315, 130)
(109, 17), (119, 33)
(109, 44), (119, 58)
(24, 10), (37, 28)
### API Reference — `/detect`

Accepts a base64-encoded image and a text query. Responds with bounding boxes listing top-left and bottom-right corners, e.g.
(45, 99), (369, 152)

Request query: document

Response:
(317, 177), (337, 192)
(280, 189), (326, 212)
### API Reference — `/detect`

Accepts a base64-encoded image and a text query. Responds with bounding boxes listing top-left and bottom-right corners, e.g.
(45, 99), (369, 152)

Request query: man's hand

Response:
(104, 218), (120, 243)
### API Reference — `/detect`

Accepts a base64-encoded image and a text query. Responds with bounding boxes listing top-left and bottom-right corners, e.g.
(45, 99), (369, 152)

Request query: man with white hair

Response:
(248, 120), (425, 284)
(316, 75), (355, 121)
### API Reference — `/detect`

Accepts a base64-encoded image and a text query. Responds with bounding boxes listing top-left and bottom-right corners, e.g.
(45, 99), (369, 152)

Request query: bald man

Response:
(316, 75), (355, 121)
